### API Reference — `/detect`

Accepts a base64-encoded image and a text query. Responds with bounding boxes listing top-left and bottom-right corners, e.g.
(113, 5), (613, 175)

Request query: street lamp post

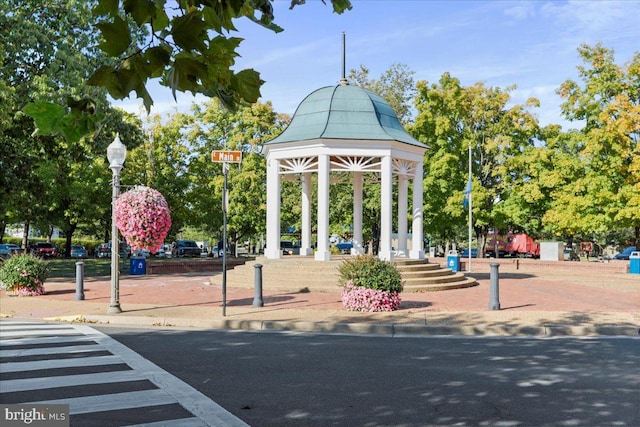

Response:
(107, 133), (126, 314)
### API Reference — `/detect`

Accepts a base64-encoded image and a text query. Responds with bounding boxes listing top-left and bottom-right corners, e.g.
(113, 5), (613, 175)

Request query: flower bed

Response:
(0, 254), (50, 296)
(338, 255), (403, 312)
(341, 280), (401, 312)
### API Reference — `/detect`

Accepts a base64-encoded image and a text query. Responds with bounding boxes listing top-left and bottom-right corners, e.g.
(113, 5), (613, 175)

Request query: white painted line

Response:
(72, 324), (250, 427)
(29, 389), (177, 414)
(0, 335), (97, 347)
(1, 370), (145, 393)
(125, 417), (208, 427)
(0, 344), (104, 357)
(1, 354), (122, 372)
(1, 328), (80, 337)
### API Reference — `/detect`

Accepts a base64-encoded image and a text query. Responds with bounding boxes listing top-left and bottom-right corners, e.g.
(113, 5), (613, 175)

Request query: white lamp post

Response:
(107, 133), (126, 314)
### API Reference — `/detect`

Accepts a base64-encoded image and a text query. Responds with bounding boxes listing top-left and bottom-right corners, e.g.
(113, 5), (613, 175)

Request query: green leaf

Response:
(97, 16), (132, 56)
(231, 69), (263, 104)
(24, 102), (66, 135)
(123, 0), (157, 26)
(330, 0), (353, 14)
(94, 0), (119, 16)
(87, 65), (125, 98)
(144, 45), (172, 78)
(172, 12), (207, 52)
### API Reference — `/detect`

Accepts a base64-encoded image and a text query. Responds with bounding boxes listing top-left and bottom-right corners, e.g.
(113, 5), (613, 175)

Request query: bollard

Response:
(488, 262), (500, 310)
(75, 261), (85, 301)
(253, 263), (264, 307)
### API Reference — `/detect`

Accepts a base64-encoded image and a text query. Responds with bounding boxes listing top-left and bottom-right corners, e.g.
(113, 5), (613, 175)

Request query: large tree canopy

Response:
(25, 0), (352, 141)
(545, 44), (640, 245)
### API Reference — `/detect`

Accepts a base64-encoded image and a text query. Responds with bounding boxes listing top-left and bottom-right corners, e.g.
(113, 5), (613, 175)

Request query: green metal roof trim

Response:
(267, 85), (426, 148)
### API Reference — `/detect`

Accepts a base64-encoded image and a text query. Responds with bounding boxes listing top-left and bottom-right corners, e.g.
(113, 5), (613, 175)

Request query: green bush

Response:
(0, 254), (50, 295)
(338, 254), (403, 293)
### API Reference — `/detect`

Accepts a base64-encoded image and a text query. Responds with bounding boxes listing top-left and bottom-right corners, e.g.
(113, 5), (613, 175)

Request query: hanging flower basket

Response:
(114, 186), (172, 252)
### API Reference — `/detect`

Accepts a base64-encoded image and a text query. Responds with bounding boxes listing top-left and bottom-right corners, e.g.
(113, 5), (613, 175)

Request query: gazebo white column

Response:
(300, 172), (313, 256)
(315, 154), (331, 261)
(410, 161), (425, 259)
(379, 155), (394, 261)
(265, 158), (281, 259)
(397, 174), (408, 257)
(351, 171), (364, 255)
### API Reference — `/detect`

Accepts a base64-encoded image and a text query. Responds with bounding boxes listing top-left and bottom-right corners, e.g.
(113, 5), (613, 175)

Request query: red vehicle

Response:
(506, 233), (540, 258)
(484, 231), (508, 257)
(30, 242), (58, 258)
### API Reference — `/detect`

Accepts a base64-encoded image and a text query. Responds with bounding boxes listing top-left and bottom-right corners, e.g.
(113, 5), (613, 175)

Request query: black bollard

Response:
(75, 261), (85, 301)
(489, 262), (500, 310)
(253, 263), (264, 307)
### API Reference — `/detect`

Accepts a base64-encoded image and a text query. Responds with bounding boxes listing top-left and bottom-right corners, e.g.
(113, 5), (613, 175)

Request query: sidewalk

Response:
(1, 264), (638, 337)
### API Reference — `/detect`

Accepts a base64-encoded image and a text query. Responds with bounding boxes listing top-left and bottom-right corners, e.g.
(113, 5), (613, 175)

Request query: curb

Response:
(41, 314), (640, 337)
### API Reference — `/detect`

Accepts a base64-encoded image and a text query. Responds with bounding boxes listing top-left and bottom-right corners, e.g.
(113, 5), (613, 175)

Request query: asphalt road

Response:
(97, 326), (640, 427)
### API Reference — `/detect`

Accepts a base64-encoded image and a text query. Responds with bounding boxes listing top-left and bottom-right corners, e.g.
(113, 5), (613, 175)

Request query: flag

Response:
(463, 177), (472, 208)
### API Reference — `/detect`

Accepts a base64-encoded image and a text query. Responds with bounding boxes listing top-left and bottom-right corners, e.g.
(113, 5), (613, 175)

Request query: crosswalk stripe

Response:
(28, 389), (178, 415)
(0, 335), (96, 347)
(1, 370), (145, 393)
(1, 354), (122, 372)
(1, 320), (250, 427)
(0, 344), (103, 357)
(1, 328), (80, 338)
(125, 417), (208, 427)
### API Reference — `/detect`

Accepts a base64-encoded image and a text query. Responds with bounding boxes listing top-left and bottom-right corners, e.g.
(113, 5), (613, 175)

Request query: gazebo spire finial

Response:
(340, 31), (348, 86)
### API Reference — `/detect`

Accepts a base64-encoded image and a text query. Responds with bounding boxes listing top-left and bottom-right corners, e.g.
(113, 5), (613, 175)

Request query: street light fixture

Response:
(107, 133), (126, 314)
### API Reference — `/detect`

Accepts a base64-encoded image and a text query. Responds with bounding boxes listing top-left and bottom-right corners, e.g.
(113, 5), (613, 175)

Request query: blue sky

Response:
(112, 0), (640, 129)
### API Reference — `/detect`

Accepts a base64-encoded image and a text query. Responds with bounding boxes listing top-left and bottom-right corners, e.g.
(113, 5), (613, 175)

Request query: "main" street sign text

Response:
(211, 150), (242, 163)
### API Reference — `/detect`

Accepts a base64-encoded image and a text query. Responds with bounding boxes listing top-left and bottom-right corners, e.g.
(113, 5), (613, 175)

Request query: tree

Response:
(348, 63), (416, 125)
(546, 44), (640, 246)
(26, 0), (352, 140)
(410, 73), (540, 251)
(185, 99), (285, 250)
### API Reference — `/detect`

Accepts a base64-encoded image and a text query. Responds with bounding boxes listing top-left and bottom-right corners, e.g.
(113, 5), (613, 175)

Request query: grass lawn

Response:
(45, 257), (223, 278)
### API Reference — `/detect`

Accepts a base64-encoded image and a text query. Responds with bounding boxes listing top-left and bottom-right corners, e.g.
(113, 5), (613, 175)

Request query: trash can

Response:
(447, 250), (460, 273)
(130, 256), (146, 275)
(630, 251), (640, 274)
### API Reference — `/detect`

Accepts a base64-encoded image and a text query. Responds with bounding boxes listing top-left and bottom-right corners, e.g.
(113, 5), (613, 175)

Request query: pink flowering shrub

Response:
(0, 254), (49, 296)
(341, 280), (401, 312)
(338, 255), (403, 312)
(115, 186), (172, 252)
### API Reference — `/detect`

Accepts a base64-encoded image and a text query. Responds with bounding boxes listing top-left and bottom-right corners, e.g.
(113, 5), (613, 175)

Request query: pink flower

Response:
(114, 186), (172, 252)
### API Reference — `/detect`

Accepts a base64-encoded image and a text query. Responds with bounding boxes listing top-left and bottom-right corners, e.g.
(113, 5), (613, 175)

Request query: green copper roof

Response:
(267, 85), (426, 148)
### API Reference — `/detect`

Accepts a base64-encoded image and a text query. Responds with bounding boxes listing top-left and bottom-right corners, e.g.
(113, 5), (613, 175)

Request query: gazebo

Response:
(262, 80), (428, 261)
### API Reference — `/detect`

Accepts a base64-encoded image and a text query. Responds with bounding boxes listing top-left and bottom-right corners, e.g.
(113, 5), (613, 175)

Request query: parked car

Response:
(0, 244), (12, 259)
(70, 245), (88, 258)
(280, 240), (299, 255)
(461, 248), (478, 258)
(153, 244), (170, 258)
(95, 242), (131, 258)
(172, 240), (202, 258)
(613, 246), (637, 260)
(30, 242), (57, 258)
(0, 244), (23, 259)
(335, 241), (353, 253)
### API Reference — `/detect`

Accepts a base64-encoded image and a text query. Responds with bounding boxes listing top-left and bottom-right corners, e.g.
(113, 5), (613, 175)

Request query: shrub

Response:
(338, 255), (403, 312)
(341, 280), (401, 312)
(338, 254), (403, 293)
(0, 254), (50, 296)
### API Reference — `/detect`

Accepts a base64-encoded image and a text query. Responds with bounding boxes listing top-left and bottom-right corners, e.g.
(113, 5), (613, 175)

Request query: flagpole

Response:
(468, 140), (472, 273)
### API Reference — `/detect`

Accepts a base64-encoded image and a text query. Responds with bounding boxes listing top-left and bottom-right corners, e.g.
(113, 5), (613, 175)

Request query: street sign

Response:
(212, 150), (242, 163)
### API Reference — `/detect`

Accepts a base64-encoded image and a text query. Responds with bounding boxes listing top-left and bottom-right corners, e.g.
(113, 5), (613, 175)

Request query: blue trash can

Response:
(630, 251), (640, 274)
(130, 256), (146, 275)
(447, 250), (460, 273)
